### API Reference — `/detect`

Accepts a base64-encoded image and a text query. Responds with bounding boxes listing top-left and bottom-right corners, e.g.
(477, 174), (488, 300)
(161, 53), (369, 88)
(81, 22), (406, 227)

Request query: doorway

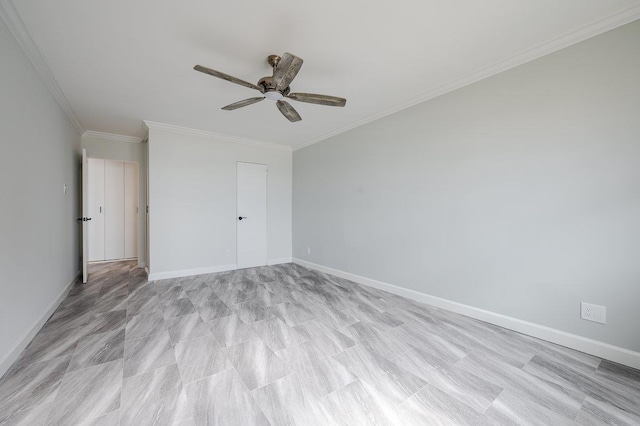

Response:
(236, 162), (267, 269)
(87, 159), (139, 262)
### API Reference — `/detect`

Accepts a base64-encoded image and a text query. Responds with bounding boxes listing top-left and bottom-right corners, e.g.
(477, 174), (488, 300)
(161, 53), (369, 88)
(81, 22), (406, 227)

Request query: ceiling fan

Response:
(194, 52), (346, 122)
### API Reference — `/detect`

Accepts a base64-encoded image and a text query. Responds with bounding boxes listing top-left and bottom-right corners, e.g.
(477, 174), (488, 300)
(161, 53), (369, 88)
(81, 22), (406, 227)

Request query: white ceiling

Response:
(6, 0), (640, 148)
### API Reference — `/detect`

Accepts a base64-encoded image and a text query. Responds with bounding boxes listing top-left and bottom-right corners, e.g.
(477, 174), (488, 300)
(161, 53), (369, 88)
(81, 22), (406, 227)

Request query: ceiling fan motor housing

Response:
(257, 76), (290, 96)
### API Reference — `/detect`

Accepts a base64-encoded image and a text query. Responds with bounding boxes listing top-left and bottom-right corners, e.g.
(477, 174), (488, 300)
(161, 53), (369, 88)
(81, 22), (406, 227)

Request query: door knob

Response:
(238, 216), (247, 220)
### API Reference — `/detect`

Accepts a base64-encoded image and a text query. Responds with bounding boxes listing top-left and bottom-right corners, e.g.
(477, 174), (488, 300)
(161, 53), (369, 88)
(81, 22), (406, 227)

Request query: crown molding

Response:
(0, 0), (84, 134)
(82, 130), (142, 144)
(143, 121), (292, 152)
(293, 4), (640, 152)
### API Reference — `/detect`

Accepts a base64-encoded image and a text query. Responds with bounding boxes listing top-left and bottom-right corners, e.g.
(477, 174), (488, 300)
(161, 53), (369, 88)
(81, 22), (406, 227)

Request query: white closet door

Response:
(237, 162), (267, 269)
(105, 160), (125, 260)
(124, 162), (138, 259)
(88, 158), (105, 261)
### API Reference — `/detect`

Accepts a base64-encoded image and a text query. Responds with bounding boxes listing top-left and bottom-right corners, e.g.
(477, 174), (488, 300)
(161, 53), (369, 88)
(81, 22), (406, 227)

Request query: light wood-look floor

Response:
(1, 261), (639, 425)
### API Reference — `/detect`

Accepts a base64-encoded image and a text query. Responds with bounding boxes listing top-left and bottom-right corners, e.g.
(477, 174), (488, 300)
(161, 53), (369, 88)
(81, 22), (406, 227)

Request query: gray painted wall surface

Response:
(293, 21), (640, 351)
(0, 18), (81, 369)
(148, 127), (292, 276)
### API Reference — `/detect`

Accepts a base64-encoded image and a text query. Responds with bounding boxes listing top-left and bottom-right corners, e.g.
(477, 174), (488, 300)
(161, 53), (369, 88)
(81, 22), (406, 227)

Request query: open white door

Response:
(81, 149), (89, 283)
(237, 162), (267, 269)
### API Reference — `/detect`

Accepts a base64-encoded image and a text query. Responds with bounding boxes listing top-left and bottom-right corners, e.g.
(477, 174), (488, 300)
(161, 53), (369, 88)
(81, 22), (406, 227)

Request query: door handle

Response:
(238, 216), (247, 220)
(76, 217), (92, 222)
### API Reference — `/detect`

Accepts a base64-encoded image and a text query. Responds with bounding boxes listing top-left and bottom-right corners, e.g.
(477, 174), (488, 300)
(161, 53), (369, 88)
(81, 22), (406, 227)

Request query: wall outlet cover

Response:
(581, 302), (606, 324)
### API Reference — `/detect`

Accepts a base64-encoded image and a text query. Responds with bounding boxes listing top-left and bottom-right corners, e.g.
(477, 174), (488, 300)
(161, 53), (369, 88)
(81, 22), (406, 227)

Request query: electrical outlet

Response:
(581, 302), (606, 324)
(225, 249), (230, 257)
(63, 184), (67, 194)
(307, 247), (311, 255)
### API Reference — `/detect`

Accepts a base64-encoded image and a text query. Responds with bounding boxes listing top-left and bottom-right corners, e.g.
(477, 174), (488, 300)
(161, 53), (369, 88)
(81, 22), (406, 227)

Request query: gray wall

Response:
(293, 21), (640, 352)
(148, 126), (292, 278)
(0, 17), (81, 373)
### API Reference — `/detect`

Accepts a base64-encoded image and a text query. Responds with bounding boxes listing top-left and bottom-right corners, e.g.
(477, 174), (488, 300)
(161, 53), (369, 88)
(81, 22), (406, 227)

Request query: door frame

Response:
(81, 149), (88, 283)
(236, 161), (268, 269)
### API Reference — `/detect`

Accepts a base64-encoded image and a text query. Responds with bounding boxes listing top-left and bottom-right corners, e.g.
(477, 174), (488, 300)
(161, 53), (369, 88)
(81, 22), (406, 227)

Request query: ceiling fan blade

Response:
(221, 97), (265, 111)
(194, 65), (261, 92)
(287, 92), (346, 107)
(273, 52), (303, 92)
(276, 100), (302, 122)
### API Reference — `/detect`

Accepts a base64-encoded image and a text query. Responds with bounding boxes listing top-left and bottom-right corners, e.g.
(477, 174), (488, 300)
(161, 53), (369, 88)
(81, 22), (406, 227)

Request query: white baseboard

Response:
(148, 259), (293, 281)
(88, 257), (137, 264)
(148, 264), (237, 281)
(0, 270), (80, 378)
(293, 258), (640, 370)
(268, 257), (292, 265)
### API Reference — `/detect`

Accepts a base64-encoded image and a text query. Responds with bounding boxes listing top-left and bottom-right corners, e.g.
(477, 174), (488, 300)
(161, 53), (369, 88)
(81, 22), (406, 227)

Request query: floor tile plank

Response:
(186, 368), (270, 425)
(277, 341), (356, 398)
(45, 359), (122, 426)
(123, 330), (176, 378)
(225, 339), (289, 390)
(120, 364), (191, 426)
(174, 335), (232, 384)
